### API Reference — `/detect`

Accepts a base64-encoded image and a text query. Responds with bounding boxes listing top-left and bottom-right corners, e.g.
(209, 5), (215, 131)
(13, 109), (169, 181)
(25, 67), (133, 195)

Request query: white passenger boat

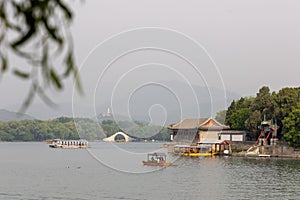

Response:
(48, 139), (88, 149)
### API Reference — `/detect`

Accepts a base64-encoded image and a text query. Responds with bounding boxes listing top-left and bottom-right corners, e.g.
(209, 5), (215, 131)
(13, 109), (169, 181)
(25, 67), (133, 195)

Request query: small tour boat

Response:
(142, 153), (172, 166)
(48, 139), (88, 149)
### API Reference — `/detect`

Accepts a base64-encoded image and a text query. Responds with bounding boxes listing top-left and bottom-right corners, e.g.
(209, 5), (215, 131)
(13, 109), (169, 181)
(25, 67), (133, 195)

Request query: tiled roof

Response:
(168, 117), (229, 130)
(169, 118), (209, 129)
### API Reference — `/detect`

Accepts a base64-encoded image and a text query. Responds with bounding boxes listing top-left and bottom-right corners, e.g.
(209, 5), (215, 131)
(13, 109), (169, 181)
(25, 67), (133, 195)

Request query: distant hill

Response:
(0, 109), (35, 121)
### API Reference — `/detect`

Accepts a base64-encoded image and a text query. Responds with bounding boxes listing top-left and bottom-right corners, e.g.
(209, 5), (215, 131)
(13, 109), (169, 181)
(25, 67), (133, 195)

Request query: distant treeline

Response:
(100, 120), (170, 141)
(216, 86), (300, 147)
(0, 117), (170, 141)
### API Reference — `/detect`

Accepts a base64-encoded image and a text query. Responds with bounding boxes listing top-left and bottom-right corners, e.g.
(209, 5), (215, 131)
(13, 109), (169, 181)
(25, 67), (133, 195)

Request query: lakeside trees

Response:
(0, 117), (97, 141)
(0, 117), (170, 141)
(219, 86), (300, 146)
(282, 103), (300, 147)
(100, 120), (169, 141)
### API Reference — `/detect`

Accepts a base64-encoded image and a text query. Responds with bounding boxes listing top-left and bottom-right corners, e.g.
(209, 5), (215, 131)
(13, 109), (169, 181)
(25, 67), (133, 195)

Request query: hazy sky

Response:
(1, 0), (300, 118)
(72, 0), (300, 93)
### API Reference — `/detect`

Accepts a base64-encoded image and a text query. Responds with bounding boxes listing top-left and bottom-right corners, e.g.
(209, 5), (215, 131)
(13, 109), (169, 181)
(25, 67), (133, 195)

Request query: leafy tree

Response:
(251, 86), (276, 119)
(101, 120), (120, 137)
(74, 119), (100, 140)
(282, 103), (300, 147)
(225, 97), (254, 125)
(226, 108), (250, 130)
(0, 117), (173, 141)
(222, 86), (300, 144)
(101, 120), (115, 125)
(55, 117), (74, 124)
(0, 117), (102, 141)
(150, 127), (170, 141)
(274, 87), (300, 121)
(99, 120), (170, 141)
(215, 110), (226, 124)
(0, 130), (14, 141)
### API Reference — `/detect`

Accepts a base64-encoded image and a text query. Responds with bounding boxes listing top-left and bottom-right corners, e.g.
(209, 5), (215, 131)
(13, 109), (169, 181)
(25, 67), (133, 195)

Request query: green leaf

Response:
(36, 85), (57, 108)
(11, 26), (36, 47)
(42, 16), (63, 45)
(19, 83), (37, 114)
(63, 51), (83, 95)
(0, 54), (7, 72)
(73, 67), (83, 95)
(56, 0), (73, 20)
(50, 69), (62, 89)
(13, 69), (30, 79)
(63, 52), (74, 77)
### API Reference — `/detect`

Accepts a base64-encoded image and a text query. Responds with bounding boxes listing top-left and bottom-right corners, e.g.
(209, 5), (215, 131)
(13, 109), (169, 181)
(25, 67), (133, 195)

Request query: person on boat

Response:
(156, 156), (160, 163)
(156, 156), (163, 163)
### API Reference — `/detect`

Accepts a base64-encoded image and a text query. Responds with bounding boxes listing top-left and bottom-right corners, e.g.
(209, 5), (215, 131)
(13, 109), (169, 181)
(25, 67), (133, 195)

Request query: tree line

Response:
(0, 117), (99, 141)
(100, 120), (170, 141)
(0, 117), (170, 141)
(216, 86), (300, 147)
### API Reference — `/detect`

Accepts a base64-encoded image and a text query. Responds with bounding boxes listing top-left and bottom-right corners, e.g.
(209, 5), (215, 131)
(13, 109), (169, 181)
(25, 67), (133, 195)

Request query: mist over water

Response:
(1, 142), (300, 200)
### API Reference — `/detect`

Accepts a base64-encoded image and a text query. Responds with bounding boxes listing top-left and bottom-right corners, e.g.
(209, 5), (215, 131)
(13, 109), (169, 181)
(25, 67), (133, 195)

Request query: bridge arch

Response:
(103, 132), (134, 142)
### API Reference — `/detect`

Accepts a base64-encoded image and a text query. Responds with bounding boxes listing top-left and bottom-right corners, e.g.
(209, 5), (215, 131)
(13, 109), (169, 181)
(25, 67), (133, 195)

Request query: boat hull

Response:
(49, 144), (87, 149)
(181, 152), (217, 157)
(142, 161), (172, 166)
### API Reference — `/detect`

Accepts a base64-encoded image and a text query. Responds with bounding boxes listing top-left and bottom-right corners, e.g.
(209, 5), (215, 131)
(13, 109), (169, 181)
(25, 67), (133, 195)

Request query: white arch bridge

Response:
(103, 132), (135, 142)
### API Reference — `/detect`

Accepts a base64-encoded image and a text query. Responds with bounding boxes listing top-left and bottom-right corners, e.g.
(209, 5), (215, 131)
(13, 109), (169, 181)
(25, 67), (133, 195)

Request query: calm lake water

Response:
(1, 142), (300, 200)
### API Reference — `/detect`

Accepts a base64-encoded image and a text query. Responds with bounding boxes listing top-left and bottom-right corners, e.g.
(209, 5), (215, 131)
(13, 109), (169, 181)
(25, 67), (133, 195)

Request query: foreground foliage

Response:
(0, 1), (80, 111)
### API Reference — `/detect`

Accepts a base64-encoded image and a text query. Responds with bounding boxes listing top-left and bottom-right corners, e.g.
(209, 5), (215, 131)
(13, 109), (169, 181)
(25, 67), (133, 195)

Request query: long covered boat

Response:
(48, 139), (88, 149)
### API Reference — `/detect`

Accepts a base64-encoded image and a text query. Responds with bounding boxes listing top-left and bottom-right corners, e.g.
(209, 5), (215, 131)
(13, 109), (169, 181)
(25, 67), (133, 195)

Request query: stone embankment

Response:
(231, 142), (300, 158)
(258, 145), (300, 158)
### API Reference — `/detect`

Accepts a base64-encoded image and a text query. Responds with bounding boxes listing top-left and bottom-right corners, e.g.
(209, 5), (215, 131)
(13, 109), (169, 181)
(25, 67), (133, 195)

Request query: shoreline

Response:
(232, 152), (300, 159)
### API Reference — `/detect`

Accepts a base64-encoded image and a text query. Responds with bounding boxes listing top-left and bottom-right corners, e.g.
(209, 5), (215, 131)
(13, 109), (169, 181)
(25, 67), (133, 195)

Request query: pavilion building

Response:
(168, 117), (246, 145)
